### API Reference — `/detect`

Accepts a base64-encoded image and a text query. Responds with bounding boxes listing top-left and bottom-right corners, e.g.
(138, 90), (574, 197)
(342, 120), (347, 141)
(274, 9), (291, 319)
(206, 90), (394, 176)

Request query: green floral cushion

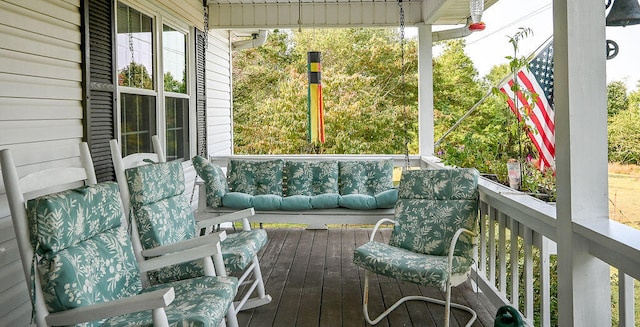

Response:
(338, 194), (377, 209)
(27, 182), (124, 257)
(251, 194), (283, 210)
(221, 229), (268, 274)
(126, 161), (201, 284)
(126, 160), (186, 206)
(285, 160), (339, 196)
(309, 193), (341, 209)
(389, 169), (479, 257)
(281, 195), (313, 210)
(102, 276), (238, 327)
(338, 159), (394, 195)
(228, 159), (284, 196)
(192, 155), (228, 207)
(353, 241), (474, 289)
(26, 182), (143, 318)
(222, 192), (253, 209)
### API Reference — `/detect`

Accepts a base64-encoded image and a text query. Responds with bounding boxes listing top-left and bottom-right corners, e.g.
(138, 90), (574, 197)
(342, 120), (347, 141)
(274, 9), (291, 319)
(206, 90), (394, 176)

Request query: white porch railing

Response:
(207, 154), (640, 326)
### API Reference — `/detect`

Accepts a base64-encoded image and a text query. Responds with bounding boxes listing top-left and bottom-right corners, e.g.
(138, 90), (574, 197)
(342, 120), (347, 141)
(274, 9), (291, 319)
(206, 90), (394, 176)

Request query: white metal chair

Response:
(353, 168), (480, 327)
(111, 136), (271, 313)
(0, 144), (239, 327)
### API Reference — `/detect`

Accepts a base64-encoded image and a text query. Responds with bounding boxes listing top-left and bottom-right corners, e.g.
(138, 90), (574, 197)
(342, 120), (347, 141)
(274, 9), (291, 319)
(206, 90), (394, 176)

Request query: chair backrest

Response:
(0, 143), (123, 325)
(389, 168), (480, 258)
(111, 137), (207, 284)
(29, 182), (142, 318)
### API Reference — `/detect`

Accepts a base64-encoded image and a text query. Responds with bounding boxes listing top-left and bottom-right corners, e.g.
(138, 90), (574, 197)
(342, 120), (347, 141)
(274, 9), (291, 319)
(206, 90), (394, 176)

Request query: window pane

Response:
(117, 3), (153, 89)
(163, 25), (187, 93)
(166, 97), (189, 160)
(121, 93), (156, 156)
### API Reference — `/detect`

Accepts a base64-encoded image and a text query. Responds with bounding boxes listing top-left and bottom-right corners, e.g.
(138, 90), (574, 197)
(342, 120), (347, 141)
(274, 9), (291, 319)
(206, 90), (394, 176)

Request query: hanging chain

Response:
(128, 10), (135, 86)
(203, 5), (209, 52)
(398, 0), (410, 170)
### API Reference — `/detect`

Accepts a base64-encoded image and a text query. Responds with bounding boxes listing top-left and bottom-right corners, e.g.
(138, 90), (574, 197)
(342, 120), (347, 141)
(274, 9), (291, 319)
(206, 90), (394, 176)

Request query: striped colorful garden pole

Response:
(307, 51), (325, 143)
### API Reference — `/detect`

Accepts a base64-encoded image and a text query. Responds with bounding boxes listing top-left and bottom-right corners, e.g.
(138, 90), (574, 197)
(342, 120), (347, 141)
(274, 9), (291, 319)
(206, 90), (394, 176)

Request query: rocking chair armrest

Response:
(138, 236), (226, 273)
(46, 288), (175, 326)
(447, 228), (477, 273)
(196, 208), (255, 231)
(140, 231), (227, 258)
(369, 218), (397, 242)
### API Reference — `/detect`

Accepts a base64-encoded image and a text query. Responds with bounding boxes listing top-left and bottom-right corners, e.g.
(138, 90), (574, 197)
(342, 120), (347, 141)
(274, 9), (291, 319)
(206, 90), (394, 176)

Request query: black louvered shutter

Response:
(195, 28), (207, 157)
(83, 0), (116, 182)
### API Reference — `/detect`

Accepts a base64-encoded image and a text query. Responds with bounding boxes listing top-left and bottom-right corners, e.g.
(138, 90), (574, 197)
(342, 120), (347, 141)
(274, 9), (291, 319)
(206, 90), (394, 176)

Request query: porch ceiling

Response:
(207, 0), (499, 29)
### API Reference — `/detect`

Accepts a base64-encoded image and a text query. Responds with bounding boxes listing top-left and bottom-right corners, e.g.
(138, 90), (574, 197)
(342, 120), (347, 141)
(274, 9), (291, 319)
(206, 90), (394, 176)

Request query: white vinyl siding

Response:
(206, 29), (234, 156)
(207, 30), (233, 156)
(0, 0), (83, 325)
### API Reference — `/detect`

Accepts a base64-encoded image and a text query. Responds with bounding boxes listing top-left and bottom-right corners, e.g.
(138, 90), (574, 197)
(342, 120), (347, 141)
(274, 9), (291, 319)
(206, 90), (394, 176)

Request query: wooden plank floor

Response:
(230, 227), (497, 327)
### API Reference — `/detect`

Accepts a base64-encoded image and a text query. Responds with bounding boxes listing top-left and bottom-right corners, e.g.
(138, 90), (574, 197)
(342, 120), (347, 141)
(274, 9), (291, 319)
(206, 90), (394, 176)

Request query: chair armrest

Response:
(140, 231), (227, 257)
(369, 218), (396, 242)
(195, 208), (255, 230)
(138, 233), (226, 273)
(447, 228), (477, 269)
(45, 288), (175, 326)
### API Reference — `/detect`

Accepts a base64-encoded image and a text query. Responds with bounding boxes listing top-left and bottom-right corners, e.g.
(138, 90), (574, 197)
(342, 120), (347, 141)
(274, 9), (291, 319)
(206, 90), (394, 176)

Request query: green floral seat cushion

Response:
(285, 160), (339, 196)
(126, 161), (202, 284)
(389, 169), (479, 257)
(353, 241), (474, 290)
(228, 159), (284, 196)
(192, 155), (228, 207)
(26, 182), (143, 317)
(103, 275), (238, 327)
(221, 229), (268, 274)
(338, 159), (394, 195)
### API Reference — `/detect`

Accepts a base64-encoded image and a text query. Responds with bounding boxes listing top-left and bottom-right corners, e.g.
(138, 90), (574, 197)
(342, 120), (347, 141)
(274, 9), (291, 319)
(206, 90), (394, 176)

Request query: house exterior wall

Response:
(0, 0), (228, 324)
(0, 1), (84, 324)
(206, 29), (234, 156)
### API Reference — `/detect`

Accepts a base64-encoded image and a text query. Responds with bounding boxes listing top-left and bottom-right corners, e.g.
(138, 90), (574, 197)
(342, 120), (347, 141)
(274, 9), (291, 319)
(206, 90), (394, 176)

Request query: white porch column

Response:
(554, 0), (611, 326)
(417, 24), (434, 157)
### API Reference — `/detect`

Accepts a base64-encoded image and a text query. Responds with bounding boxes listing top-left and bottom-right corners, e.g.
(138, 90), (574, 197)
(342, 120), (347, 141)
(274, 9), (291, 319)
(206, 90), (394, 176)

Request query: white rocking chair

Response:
(0, 144), (238, 327)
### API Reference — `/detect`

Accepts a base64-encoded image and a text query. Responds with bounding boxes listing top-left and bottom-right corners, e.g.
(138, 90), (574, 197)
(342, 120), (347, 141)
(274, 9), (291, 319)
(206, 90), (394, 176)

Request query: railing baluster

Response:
(537, 234), (551, 327)
(619, 271), (635, 327)
(524, 226), (534, 321)
(479, 201), (488, 278)
(498, 212), (507, 294)
(510, 217), (519, 306)
(489, 207), (497, 284)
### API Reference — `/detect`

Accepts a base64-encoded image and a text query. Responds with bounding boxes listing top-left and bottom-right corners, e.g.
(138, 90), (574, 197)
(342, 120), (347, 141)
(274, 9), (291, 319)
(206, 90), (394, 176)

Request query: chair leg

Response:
(233, 256), (272, 312)
(225, 305), (239, 327)
(362, 271), (477, 327)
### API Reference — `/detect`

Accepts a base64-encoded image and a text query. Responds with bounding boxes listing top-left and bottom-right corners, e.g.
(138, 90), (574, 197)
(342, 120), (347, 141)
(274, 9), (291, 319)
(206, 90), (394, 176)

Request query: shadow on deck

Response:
(231, 227), (498, 327)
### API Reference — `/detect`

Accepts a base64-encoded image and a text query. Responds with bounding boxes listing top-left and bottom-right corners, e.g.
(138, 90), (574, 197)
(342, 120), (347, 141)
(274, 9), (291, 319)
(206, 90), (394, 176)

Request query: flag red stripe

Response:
(517, 71), (555, 131)
(512, 74), (555, 155)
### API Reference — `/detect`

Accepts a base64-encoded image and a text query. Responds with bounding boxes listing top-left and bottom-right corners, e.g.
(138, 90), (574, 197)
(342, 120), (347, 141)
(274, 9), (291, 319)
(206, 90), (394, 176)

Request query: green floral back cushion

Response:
(285, 160), (339, 196)
(126, 161), (202, 283)
(192, 155), (228, 207)
(338, 159), (394, 195)
(126, 159), (186, 206)
(126, 161), (197, 249)
(27, 182), (142, 316)
(26, 182), (125, 258)
(228, 159), (284, 196)
(389, 169), (479, 257)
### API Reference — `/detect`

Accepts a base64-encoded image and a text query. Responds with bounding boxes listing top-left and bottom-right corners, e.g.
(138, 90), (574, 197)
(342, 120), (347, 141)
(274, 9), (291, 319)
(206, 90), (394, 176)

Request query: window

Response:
(116, 2), (191, 160)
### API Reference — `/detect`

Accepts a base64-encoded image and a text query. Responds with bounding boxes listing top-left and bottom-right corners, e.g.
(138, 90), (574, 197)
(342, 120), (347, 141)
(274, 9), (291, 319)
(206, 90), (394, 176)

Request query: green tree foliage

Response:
(609, 101), (640, 164)
(607, 80), (629, 117)
(232, 28), (418, 154)
(118, 62), (153, 89)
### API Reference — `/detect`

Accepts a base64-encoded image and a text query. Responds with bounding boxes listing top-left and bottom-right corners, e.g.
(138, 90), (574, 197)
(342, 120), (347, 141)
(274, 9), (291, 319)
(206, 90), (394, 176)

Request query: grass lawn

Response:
(609, 163), (640, 229)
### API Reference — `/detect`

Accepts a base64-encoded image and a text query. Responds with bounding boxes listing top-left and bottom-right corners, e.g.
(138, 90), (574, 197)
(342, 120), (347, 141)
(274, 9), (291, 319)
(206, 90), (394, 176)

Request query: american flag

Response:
(500, 40), (555, 172)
